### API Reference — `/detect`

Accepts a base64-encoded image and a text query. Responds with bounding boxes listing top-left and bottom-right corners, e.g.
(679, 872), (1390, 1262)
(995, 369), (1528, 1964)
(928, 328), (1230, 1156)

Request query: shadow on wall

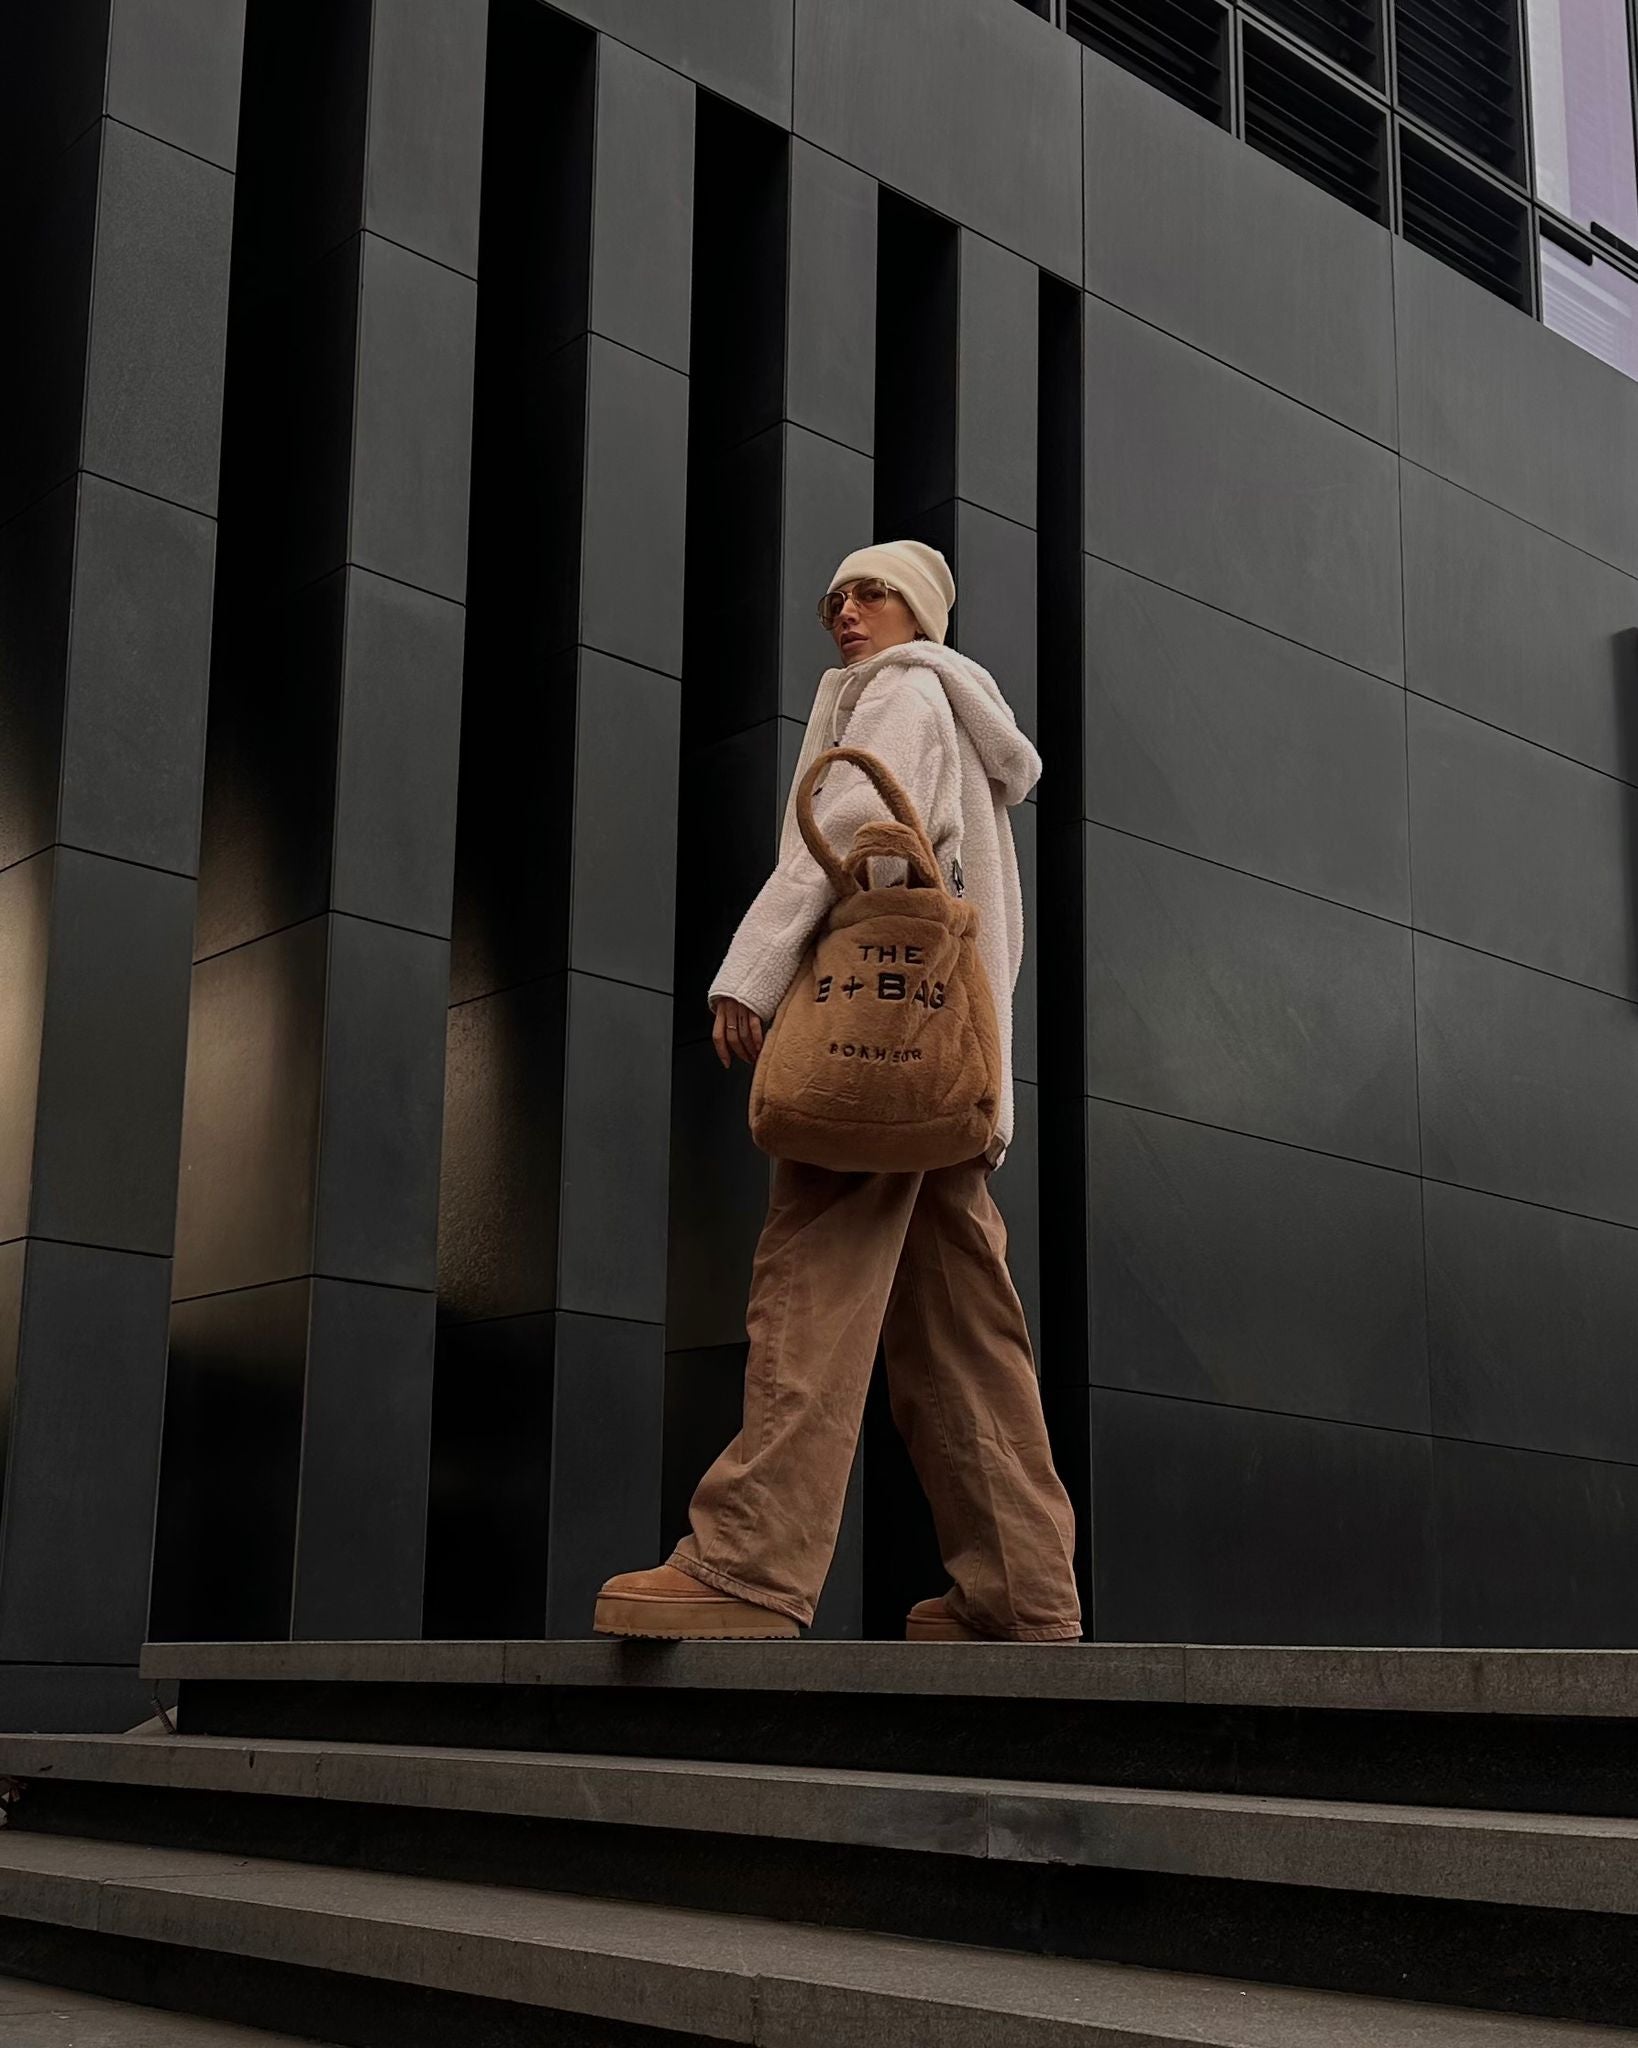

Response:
(1622, 627), (1638, 1000)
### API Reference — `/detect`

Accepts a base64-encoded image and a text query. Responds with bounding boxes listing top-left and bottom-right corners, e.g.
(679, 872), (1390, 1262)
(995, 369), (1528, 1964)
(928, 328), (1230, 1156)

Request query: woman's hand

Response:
(713, 997), (765, 1069)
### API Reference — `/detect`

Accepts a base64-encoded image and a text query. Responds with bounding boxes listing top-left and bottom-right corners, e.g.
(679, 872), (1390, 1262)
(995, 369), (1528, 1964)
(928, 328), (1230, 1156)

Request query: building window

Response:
(1243, 24), (1388, 220)
(1251, 0), (1381, 84)
(1541, 229), (1638, 376)
(1526, 0), (1638, 245)
(1395, 0), (1525, 180)
(1402, 126), (1532, 309)
(1066, 0), (1230, 125)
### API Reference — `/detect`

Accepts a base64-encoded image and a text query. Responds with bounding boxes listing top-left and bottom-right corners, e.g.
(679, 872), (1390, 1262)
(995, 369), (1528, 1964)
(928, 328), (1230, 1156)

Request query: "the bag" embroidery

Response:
(815, 939), (946, 1008)
(816, 973), (947, 1007)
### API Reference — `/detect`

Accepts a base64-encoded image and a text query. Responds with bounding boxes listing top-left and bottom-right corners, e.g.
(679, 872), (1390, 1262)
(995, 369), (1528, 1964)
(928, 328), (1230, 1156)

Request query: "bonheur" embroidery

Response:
(827, 1043), (925, 1061)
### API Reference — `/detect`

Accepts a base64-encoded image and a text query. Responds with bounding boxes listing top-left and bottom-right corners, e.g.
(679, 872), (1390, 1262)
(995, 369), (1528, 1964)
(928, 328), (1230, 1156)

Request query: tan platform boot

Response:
(906, 1595), (1082, 1642)
(905, 1594), (986, 1641)
(594, 1564), (800, 1640)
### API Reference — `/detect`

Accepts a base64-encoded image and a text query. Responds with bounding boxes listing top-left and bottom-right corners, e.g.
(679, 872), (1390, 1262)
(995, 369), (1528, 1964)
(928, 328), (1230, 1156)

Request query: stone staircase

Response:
(0, 1641), (1634, 2043)
(0, 1975), (314, 2045)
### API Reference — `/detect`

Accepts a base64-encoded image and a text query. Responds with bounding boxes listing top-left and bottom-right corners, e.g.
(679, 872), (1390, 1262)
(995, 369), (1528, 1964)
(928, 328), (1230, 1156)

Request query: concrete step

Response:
(138, 1639), (1638, 1816)
(0, 1829), (1625, 2048)
(139, 1637), (1638, 1717)
(6, 1730), (1638, 2023)
(0, 1973), (331, 2043)
(4, 1730), (1637, 1918)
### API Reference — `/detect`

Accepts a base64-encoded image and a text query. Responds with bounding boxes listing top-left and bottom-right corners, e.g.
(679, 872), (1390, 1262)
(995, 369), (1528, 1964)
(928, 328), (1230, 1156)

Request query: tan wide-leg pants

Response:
(668, 1153), (1082, 1640)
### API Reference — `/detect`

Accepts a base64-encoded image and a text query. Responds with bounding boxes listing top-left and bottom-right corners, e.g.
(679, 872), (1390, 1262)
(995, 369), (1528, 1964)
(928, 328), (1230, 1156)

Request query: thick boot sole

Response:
(593, 1596), (800, 1640)
(905, 1615), (986, 1642)
(905, 1615), (1084, 1642)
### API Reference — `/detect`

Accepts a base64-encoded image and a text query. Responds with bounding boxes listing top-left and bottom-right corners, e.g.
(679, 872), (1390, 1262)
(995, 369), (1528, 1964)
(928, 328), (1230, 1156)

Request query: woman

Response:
(595, 540), (1081, 1643)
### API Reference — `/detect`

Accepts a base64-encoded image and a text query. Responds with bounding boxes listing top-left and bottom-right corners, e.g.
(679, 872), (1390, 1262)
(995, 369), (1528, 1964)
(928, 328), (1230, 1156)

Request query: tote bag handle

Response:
(795, 746), (944, 896)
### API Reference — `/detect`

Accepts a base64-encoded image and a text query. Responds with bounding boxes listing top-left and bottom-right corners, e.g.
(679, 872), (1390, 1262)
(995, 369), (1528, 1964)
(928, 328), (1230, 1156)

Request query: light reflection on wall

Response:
(1541, 237), (1638, 381)
(0, 859), (50, 1242)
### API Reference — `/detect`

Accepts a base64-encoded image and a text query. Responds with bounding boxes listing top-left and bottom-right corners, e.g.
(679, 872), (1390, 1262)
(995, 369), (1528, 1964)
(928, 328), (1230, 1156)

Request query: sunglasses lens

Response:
(818, 579), (893, 626)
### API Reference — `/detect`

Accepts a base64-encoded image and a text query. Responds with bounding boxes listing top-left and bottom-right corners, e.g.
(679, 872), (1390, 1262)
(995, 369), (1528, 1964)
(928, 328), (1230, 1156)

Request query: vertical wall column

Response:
(864, 194), (1046, 1634)
(951, 227), (1043, 1354)
(430, 6), (692, 1639)
(0, 1), (241, 1725)
(863, 192), (955, 1636)
(873, 201), (1042, 1348)
(1036, 274), (1092, 1612)
(150, 0), (485, 1645)
(664, 127), (878, 1639)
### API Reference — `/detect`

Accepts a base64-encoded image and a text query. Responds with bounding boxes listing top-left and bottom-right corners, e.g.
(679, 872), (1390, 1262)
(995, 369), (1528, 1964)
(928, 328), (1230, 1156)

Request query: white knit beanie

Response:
(827, 540), (956, 645)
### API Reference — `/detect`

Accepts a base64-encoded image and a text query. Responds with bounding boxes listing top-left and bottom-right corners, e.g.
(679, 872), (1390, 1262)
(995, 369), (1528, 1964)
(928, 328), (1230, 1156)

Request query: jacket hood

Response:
(822, 641), (1042, 806)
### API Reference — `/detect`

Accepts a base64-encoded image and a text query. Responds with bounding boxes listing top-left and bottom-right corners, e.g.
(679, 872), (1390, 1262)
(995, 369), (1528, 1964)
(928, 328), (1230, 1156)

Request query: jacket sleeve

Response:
(708, 667), (959, 1023)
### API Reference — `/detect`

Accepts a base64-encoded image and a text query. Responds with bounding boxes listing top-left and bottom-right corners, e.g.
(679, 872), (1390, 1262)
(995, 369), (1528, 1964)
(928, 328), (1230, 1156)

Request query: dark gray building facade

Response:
(5, 0), (1638, 1731)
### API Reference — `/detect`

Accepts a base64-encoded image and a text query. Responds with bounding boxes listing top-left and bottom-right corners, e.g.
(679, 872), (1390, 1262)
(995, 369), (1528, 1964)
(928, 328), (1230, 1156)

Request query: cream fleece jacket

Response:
(709, 641), (1041, 1164)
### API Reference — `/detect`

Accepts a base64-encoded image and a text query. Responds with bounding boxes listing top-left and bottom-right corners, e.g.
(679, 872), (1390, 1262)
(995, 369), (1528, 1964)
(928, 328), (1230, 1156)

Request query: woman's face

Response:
(829, 580), (923, 665)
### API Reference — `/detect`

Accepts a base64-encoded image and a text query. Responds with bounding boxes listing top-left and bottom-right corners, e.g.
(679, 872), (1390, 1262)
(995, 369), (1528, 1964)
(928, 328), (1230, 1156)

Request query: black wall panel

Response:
(152, 0), (485, 1648)
(0, 0), (242, 1728)
(1084, 557), (1411, 920)
(1091, 1390), (1440, 1646)
(1036, 271), (1092, 1610)
(1416, 935), (1638, 1228)
(105, 0), (248, 169)
(0, 1240), (176, 1661)
(80, 122), (235, 516)
(794, 0), (1082, 277)
(1436, 1440), (1638, 1650)
(1401, 464), (1638, 781)
(428, 0), (688, 1642)
(1071, 31), (1638, 1647)
(1085, 825), (1421, 1168)
(545, 0), (794, 126)
(151, 1280), (308, 1644)
(1084, 294), (1405, 681)
(787, 141), (878, 455)
(1426, 1181), (1638, 1466)
(1407, 693), (1638, 1000)
(1083, 57), (1397, 444)
(8, 0), (1638, 1707)
(1396, 240), (1638, 575)
(1088, 1100), (1431, 1431)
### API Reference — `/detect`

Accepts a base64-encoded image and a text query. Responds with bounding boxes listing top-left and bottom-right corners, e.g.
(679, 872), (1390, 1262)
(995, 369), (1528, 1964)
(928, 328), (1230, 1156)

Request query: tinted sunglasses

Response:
(817, 577), (899, 629)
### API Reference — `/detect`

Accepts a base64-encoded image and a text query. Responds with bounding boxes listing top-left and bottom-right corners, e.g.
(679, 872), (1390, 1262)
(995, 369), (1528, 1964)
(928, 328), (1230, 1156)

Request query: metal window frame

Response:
(1389, 0), (1528, 185)
(1398, 113), (1538, 311)
(1238, 11), (1393, 220)
(1515, 0), (1638, 315)
(1238, 0), (1386, 89)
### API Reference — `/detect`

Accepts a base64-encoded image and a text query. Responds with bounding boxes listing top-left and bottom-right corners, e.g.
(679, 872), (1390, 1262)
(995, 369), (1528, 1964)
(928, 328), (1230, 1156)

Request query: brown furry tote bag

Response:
(748, 745), (1002, 1172)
